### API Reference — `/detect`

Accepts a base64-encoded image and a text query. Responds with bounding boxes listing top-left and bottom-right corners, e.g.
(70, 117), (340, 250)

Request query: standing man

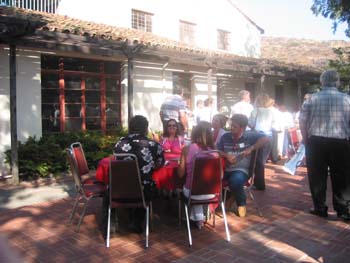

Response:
(299, 70), (350, 221)
(231, 90), (254, 119)
(160, 88), (188, 136)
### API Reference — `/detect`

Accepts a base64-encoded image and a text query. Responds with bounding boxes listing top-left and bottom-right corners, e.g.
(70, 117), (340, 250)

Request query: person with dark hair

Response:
(159, 88), (188, 136)
(113, 115), (165, 233)
(217, 114), (268, 217)
(178, 121), (215, 228)
(299, 70), (350, 221)
(160, 119), (185, 156)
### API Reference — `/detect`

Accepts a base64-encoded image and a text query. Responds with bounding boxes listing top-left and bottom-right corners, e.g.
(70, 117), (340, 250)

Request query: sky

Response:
(235, 0), (349, 41)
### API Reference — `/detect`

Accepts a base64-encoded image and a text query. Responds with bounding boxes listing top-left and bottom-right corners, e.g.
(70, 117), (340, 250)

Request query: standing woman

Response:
(248, 93), (276, 190)
(212, 114), (228, 146)
(160, 119), (185, 155)
(178, 121), (215, 228)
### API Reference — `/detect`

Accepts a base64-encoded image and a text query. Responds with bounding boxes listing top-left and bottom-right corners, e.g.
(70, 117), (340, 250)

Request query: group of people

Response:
(110, 69), (350, 234)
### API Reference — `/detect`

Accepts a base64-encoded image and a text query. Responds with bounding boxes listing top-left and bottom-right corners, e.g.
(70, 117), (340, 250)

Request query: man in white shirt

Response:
(231, 90), (254, 119)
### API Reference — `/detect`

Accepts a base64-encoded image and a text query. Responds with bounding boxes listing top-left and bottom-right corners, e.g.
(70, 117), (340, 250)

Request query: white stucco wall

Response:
(0, 47), (42, 172)
(57, 0), (262, 57)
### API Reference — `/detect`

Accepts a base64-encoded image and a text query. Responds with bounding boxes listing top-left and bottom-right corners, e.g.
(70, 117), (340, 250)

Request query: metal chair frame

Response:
(66, 148), (105, 232)
(106, 153), (151, 248)
(178, 150), (230, 247)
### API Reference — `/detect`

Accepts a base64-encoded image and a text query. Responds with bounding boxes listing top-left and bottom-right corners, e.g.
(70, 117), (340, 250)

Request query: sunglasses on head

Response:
(167, 124), (177, 128)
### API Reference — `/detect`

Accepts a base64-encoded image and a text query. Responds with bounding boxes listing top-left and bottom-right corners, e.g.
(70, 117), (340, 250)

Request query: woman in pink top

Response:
(160, 119), (184, 156)
(178, 121), (215, 228)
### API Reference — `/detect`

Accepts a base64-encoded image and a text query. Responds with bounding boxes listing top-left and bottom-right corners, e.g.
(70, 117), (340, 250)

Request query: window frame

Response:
(131, 9), (153, 32)
(217, 29), (231, 51)
(41, 55), (121, 134)
(179, 20), (196, 45)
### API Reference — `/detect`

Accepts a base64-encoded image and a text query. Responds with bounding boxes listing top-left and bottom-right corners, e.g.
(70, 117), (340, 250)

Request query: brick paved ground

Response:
(1, 164), (349, 262)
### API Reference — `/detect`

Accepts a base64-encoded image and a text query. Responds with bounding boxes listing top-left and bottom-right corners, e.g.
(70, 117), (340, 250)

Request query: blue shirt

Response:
(217, 130), (265, 175)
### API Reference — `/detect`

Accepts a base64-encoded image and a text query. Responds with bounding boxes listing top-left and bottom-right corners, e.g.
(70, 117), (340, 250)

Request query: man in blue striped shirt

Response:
(299, 70), (350, 221)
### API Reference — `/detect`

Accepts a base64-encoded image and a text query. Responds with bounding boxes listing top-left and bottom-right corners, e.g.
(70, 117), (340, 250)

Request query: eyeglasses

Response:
(167, 124), (177, 128)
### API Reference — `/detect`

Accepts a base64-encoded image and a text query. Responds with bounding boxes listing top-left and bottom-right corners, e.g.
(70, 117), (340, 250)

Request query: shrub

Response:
(4, 128), (128, 181)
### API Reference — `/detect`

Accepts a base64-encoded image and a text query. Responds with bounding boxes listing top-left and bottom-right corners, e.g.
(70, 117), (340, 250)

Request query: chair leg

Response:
(178, 198), (182, 227)
(106, 205), (111, 248)
(221, 201), (231, 242)
(150, 202), (154, 232)
(248, 190), (263, 217)
(145, 206), (149, 248)
(184, 204), (192, 247)
(77, 198), (89, 232)
(69, 194), (80, 223)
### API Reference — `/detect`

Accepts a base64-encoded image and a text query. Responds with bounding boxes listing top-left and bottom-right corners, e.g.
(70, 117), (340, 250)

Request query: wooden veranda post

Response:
(9, 43), (19, 185)
(127, 56), (134, 122)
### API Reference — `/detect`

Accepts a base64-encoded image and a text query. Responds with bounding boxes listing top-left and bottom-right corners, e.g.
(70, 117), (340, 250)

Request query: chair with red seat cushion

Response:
(70, 142), (96, 184)
(222, 149), (262, 217)
(106, 153), (152, 248)
(66, 148), (106, 232)
(178, 150), (230, 247)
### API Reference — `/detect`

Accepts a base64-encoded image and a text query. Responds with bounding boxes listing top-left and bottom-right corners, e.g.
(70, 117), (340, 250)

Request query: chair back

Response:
(246, 150), (258, 186)
(71, 142), (90, 176)
(109, 153), (146, 208)
(189, 150), (222, 198)
(66, 148), (84, 193)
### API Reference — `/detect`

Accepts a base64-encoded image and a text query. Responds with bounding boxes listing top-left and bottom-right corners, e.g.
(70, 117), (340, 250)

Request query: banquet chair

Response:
(66, 148), (106, 232)
(70, 142), (96, 184)
(106, 153), (152, 248)
(178, 150), (230, 247)
(223, 149), (263, 217)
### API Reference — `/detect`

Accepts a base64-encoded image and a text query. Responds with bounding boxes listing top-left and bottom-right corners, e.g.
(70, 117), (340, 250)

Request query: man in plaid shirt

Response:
(299, 70), (350, 221)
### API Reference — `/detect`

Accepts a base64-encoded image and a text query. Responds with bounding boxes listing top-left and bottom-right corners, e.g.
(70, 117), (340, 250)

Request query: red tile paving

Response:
(1, 163), (350, 262)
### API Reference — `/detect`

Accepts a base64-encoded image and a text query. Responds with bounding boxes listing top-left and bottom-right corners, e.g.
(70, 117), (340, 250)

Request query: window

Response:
(41, 55), (121, 133)
(131, 9), (153, 32)
(179, 20), (196, 45)
(217, 29), (230, 50)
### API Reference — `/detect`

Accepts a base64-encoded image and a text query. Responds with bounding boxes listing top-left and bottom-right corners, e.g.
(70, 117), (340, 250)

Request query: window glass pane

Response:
(85, 77), (100, 90)
(106, 78), (119, 92)
(86, 117), (101, 130)
(107, 116), (119, 129)
(41, 55), (59, 70)
(85, 104), (101, 117)
(41, 74), (59, 89)
(65, 118), (82, 131)
(86, 90), (100, 104)
(63, 57), (100, 72)
(105, 62), (120, 74)
(65, 104), (81, 117)
(65, 90), (81, 103)
(42, 89), (59, 104)
(65, 76), (81, 90)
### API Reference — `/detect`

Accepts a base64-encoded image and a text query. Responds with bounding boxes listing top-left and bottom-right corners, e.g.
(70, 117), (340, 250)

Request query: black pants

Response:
(254, 136), (272, 190)
(306, 136), (350, 214)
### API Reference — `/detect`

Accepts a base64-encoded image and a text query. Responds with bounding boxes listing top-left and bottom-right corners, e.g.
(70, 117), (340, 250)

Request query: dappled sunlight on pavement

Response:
(1, 163), (350, 262)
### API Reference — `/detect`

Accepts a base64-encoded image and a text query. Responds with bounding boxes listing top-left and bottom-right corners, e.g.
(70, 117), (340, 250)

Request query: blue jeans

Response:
(224, 170), (249, 206)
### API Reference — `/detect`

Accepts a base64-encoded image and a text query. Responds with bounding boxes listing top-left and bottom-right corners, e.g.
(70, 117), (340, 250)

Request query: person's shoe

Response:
(337, 213), (350, 222)
(238, 206), (247, 217)
(309, 208), (328, 218)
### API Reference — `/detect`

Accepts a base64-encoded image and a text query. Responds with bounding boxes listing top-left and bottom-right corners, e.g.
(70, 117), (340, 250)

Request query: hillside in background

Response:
(261, 37), (350, 69)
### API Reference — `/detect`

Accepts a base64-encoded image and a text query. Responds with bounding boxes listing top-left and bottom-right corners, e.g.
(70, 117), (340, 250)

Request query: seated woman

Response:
(212, 113), (228, 146)
(178, 121), (216, 229)
(160, 119), (185, 156)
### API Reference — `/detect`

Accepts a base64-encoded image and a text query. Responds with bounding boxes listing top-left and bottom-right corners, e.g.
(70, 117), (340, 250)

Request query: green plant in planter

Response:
(4, 129), (128, 181)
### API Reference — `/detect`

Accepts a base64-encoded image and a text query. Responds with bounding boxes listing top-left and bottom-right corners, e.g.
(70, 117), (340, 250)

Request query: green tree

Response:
(311, 0), (350, 38)
(328, 47), (350, 92)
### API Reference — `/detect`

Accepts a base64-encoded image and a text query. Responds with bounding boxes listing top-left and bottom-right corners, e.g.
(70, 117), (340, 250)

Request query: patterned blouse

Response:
(114, 133), (165, 183)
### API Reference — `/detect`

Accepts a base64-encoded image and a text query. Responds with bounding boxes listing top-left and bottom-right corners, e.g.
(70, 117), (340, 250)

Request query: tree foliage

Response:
(328, 47), (350, 92)
(311, 0), (350, 38)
